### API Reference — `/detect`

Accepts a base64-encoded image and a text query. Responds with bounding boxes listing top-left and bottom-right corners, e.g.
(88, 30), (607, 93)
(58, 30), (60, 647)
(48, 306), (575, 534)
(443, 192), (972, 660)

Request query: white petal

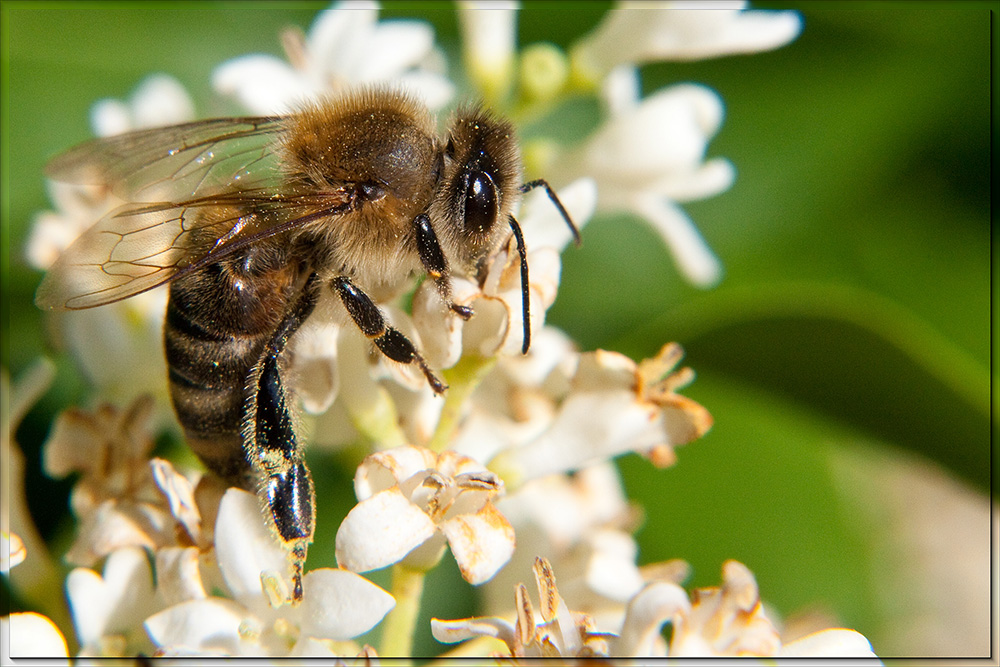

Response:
(650, 156), (735, 202)
(155, 547), (209, 606)
(90, 99), (132, 137)
(298, 568), (396, 640)
(589, 84), (725, 185)
(396, 69), (456, 112)
(431, 615), (516, 645)
(411, 280), (464, 370)
(144, 598), (248, 656)
(214, 488), (290, 607)
(66, 547), (156, 647)
(150, 457), (201, 544)
(308, 1), (379, 76)
(461, 294), (514, 359)
(439, 504), (516, 585)
(584, 530), (645, 601)
(2, 531), (26, 571)
(64, 501), (158, 565)
(2, 612), (70, 658)
(612, 581), (690, 657)
(335, 487), (437, 572)
(130, 74), (196, 129)
(505, 390), (657, 481)
(289, 319), (341, 414)
(213, 55), (306, 114)
(573, 4), (801, 78)
(354, 445), (437, 499)
(335, 328), (409, 449)
(780, 628), (879, 658)
(356, 21), (435, 80)
(632, 195), (722, 287)
(601, 64), (641, 117)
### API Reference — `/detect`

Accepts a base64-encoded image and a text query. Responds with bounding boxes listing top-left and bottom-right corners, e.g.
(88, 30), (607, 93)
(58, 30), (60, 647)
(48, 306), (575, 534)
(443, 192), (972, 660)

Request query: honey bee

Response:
(36, 87), (579, 602)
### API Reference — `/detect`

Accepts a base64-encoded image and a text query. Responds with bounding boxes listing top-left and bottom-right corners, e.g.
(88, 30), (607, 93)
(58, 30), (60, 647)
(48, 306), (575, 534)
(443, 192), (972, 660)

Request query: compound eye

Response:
(463, 170), (497, 235)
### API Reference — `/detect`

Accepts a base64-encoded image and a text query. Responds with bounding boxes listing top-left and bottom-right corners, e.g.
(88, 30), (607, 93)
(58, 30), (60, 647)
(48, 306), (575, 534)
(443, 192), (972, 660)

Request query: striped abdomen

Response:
(164, 244), (299, 489)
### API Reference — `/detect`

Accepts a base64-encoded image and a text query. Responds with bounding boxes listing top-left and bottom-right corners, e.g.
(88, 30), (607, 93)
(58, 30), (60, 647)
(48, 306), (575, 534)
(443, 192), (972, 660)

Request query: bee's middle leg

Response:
(332, 275), (446, 394)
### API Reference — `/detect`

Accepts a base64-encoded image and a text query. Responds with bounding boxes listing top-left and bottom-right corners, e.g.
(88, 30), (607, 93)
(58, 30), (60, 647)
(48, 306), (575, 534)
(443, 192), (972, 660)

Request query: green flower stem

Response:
(379, 563), (426, 659)
(427, 354), (498, 454)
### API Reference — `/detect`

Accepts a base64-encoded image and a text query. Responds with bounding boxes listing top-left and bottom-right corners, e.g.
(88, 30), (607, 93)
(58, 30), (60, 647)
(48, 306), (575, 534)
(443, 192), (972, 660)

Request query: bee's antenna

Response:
(507, 214), (531, 355)
(520, 179), (581, 247)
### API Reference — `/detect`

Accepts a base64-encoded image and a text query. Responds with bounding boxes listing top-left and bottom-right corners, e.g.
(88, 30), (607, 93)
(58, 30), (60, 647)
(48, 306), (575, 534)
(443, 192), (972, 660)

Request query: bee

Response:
(35, 87), (579, 602)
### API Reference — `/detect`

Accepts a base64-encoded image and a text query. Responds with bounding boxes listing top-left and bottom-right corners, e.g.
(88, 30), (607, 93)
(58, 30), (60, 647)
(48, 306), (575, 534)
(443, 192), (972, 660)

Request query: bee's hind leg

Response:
(332, 274), (447, 394)
(244, 273), (321, 604)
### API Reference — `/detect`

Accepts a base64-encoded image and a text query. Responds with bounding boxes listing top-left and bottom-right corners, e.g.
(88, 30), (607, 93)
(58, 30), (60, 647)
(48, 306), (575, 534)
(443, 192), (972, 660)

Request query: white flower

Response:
(336, 446), (515, 585)
(66, 547), (160, 656)
(571, 1), (803, 84)
(1, 612), (70, 659)
(145, 489), (395, 656)
(435, 558), (877, 660)
(611, 560), (879, 659)
(90, 73), (195, 137)
(553, 73), (733, 286)
(214, 1), (454, 114)
(42, 397), (204, 565)
(490, 342), (712, 485)
(487, 464), (649, 628)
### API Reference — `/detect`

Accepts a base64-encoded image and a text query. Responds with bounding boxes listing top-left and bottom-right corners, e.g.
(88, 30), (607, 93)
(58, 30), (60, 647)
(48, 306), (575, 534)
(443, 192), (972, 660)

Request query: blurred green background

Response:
(2, 1), (993, 658)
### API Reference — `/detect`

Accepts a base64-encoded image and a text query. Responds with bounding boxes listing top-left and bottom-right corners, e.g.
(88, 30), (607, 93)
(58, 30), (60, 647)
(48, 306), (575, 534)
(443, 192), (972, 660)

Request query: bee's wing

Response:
(35, 189), (352, 311)
(46, 116), (286, 201)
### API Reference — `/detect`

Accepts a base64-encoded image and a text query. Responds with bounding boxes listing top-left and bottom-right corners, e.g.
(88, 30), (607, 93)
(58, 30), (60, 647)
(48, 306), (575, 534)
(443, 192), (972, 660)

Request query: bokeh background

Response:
(2, 1), (994, 658)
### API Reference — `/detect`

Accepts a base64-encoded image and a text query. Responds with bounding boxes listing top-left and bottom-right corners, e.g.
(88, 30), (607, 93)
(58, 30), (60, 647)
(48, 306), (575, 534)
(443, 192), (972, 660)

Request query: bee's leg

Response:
(519, 179), (582, 245)
(412, 212), (473, 320)
(244, 273), (321, 604)
(332, 275), (447, 394)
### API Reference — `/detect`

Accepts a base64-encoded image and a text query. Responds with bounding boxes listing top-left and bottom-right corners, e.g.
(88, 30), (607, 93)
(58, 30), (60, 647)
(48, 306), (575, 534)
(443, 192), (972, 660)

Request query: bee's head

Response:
(432, 106), (521, 270)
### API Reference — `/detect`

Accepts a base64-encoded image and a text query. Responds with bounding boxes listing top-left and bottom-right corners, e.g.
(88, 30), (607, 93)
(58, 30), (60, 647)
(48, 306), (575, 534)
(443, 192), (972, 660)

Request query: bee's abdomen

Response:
(164, 250), (298, 488)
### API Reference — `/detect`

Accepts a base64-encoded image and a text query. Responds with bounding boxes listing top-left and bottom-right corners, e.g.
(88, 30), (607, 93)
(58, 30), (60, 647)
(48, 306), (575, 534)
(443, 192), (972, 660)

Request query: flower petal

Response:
(335, 487), (437, 572)
(632, 195), (722, 288)
(2, 612), (70, 658)
(150, 457), (201, 544)
(431, 615), (516, 645)
(780, 628), (879, 658)
(144, 598), (248, 656)
(439, 503), (516, 585)
(155, 547), (209, 606)
(612, 581), (690, 657)
(212, 55), (305, 114)
(66, 547), (156, 648)
(354, 445), (438, 499)
(356, 21), (435, 80)
(297, 568), (396, 640)
(214, 488), (290, 607)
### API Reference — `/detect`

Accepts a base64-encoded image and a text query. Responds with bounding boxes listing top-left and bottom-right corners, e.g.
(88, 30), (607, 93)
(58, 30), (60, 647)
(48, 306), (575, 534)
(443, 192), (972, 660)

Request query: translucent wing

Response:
(35, 189), (352, 310)
(46, 116), (287, 202)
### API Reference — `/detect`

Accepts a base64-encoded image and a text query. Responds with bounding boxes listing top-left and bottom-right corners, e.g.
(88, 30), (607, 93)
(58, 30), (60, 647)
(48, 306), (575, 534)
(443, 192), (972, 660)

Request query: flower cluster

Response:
(7, 1), (879, 661)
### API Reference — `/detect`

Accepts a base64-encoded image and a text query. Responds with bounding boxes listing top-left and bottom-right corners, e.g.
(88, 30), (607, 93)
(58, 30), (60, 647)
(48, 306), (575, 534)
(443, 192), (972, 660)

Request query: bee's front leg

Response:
(412, 212), (473, 320)
(244, 273), (321, 604)
(332, 275), (447, 394)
